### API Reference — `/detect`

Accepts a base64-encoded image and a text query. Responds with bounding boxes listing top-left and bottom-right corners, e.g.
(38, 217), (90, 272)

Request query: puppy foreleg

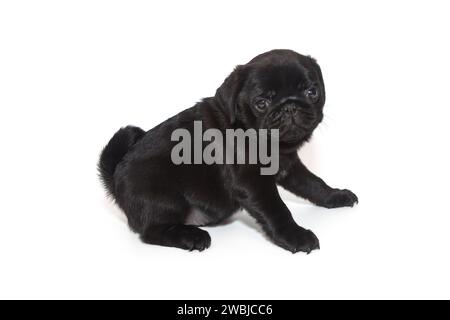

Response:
(233, 173), (319, 253)
(277, 155), (358, 208)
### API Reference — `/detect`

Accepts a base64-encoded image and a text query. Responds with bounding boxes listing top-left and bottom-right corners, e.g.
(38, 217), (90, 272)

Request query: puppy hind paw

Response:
(174, 226), (211, 252)
(187, 228), (211, 252)
(141, 225), (211, 252)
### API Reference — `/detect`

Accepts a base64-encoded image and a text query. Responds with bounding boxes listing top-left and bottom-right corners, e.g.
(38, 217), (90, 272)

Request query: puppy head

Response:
(216, 49), (325, 148)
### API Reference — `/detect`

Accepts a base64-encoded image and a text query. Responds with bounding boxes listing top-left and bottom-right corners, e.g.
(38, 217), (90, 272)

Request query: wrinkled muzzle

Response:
(264, 101), (322, 142)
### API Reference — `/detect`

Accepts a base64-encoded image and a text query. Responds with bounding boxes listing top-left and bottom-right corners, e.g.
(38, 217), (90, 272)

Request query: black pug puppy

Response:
(99, 49), (357, 254)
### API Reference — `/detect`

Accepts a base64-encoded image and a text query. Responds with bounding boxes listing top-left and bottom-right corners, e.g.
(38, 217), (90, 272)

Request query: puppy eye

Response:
(305, 86), (319, 101)
(254, 98), (270, 111)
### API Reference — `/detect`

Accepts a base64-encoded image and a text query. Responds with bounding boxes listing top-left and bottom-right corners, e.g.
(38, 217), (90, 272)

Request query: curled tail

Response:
(98, 126), (145, 197)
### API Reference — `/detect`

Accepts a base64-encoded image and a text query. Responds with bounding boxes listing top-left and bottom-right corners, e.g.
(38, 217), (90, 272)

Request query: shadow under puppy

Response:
(99, 49), (358, 253)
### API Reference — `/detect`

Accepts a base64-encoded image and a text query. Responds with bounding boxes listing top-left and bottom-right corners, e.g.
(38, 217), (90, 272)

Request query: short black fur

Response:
(98, 49), (357, 253)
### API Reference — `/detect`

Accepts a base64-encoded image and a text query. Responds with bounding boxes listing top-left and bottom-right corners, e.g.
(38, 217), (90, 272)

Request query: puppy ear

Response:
(215, 65), (248, 124)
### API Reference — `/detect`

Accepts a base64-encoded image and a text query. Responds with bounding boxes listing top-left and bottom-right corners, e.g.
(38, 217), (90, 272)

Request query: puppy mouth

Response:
(264, 104), (321, 142)
(279, 127), (309, 144)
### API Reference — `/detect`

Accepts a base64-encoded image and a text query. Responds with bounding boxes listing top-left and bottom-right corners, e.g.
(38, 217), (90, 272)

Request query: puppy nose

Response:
(282, 104), (297, 114)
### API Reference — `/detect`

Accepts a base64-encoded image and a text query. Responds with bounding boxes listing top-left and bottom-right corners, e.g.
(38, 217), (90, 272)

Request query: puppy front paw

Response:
(323, 189), (358, 208)
(274, 227), (320, 254)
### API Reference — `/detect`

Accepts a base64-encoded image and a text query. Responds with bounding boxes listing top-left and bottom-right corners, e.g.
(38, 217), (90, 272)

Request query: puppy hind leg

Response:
(120, 190), (211, 251)
(140, 224), (211, 251)
(120, 189), (187, 233)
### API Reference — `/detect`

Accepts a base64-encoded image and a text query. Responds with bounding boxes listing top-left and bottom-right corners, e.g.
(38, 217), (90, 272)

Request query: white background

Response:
(1, 0), (449, 299)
